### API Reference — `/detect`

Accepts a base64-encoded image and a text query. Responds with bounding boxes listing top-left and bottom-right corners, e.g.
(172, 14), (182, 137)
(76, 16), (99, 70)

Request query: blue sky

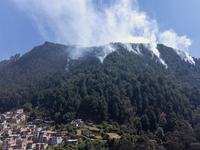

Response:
(0, 0), (43, 60)
(0, 0), (199, 61)
(138, 0), (200, 59)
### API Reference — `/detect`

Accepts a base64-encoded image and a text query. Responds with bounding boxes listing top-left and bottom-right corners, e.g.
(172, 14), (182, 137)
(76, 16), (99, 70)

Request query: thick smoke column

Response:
(12, 0), (194, 65)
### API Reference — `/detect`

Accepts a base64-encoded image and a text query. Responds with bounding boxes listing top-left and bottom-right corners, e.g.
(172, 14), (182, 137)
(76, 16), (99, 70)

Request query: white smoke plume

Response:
(159, 30), (195, 64)
(12, 0), (194, 66)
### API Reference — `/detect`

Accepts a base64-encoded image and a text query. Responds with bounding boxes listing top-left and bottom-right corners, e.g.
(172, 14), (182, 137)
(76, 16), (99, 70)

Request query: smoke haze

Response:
(12, 0), (194, 65)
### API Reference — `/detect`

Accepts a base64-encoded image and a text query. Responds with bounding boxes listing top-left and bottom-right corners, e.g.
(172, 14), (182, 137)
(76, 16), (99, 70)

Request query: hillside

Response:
(1, 42), (200, 149)
(0, 42), (200, 118)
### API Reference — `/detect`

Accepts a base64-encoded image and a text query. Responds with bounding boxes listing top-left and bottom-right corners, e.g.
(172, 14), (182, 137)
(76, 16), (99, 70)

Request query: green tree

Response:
(156, 127), (165, 143)
(23, 102), (32, 112)
(140, 114), (150, 131)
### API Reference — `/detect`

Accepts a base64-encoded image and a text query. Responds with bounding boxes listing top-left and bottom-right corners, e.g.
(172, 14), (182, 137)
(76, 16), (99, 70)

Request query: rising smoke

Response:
(159, 30), (194, 64)
(12, 0), (194, 65)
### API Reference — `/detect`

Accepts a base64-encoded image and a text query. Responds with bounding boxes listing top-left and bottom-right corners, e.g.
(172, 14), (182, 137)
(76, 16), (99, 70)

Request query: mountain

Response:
(1, 41), (200, 149)
(0, 41), (199, 112)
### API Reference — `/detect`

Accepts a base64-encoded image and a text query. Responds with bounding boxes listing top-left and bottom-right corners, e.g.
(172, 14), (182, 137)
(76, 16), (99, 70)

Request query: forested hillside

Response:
(1, 42), (200, 149)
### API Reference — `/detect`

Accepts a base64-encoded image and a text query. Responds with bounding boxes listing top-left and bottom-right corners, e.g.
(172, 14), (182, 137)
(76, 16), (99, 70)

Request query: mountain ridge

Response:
(0, 42), (199, 89)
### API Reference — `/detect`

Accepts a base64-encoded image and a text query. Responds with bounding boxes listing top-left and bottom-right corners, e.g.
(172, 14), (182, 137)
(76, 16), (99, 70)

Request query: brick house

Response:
(39, 131), (52, 143)
(48, 131), (57, 137)
(56, 131), (68, 138)
(15, 139), (32, 150)
(16, 109), (23, 114)
(0, 123), (7, 131)
(17, 114), (26, 122)
(18, 127), (27, 133)
(4, 129), (13, 136)
(36, 143), (48, 150)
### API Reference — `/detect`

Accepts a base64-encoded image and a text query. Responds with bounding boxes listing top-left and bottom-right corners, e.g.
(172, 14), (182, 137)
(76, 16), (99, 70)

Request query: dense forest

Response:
(1, 42), (200, 149)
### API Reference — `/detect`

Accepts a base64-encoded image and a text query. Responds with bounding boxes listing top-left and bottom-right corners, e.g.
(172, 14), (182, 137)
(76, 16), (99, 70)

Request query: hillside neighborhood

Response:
(0, 109), (104, 150)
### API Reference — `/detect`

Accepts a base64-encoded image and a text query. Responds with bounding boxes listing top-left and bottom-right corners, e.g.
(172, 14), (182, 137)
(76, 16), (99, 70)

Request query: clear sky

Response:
(0, 0), (200, 61)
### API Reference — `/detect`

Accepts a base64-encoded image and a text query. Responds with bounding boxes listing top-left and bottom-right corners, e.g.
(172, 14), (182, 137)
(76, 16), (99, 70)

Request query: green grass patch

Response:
(83, 125), (89, 128)
(81, 135), (89, 140)
(76, 130), (81, 135)
(0, 142), (2, 146)
(81, 128), (88, 131)
(95, 136), (103, 140)
(89, 127), (99, 131)
(107, 133), (121, 139)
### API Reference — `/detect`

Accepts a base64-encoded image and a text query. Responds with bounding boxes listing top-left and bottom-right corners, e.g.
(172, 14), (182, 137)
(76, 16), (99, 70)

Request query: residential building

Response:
(6, 112), (11, 115)
(67, 139), (78, 145)
(34, 119), (42, 124)
(57, 131), (68, 138)
(27, 143), (36, 149)
(70, 119), (84, 127)
(3, 138), (16, 147)
(13, 126), (20, 132)
(49, 136), (62, 146)
(11, 118), (20, 124)
(0, 123), (7, 131)
(39, 131), (52, 143)
(87, 123), (93, 126)
(18, 127), (27, 133)
(33, 131), (40, 139)
(4, 129), (13, 136)
(44, 120), (55, 124)
(36, 143), (48, 150)
(16, 109), (23, 114)
(21, 130), (31, 136)
(17, 114), (26, 122)
(93, 131), (101, 136)
(9, 134), (20, 139)
(82, 130), (101, 137)
(82, 131), (89, 137)
(40, 136), (51, 143)
(0, 115), (5, 120)
(15, 139), (32, 150)
(4, 145), (13, 150)
(48, 132), (57, 137)
(28, 125), (36, 130)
